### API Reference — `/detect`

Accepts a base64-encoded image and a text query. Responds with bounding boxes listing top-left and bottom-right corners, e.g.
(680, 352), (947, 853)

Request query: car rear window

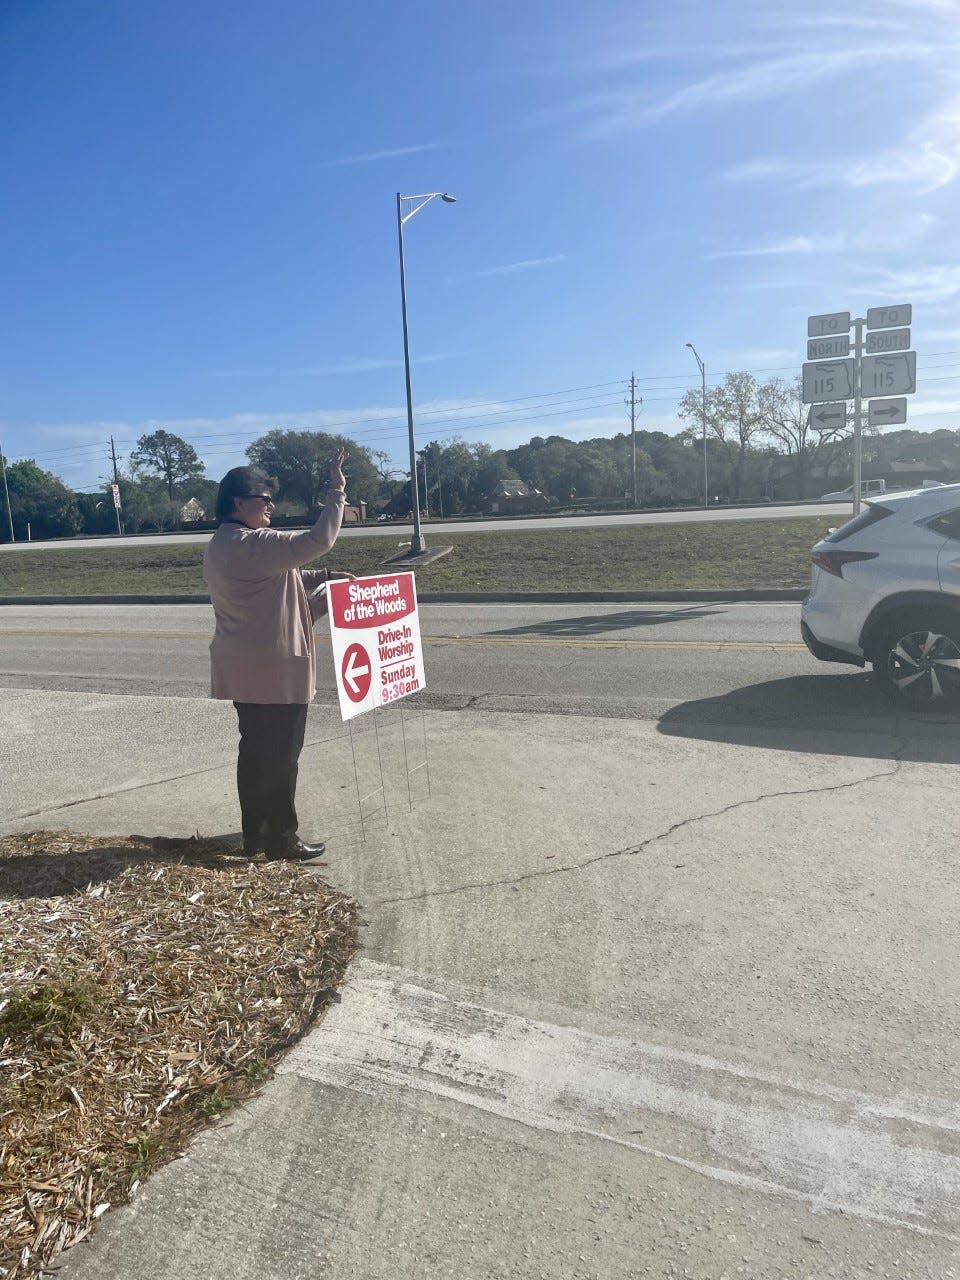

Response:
(824, 504), (893, 544)
(925, 507), (960, 541)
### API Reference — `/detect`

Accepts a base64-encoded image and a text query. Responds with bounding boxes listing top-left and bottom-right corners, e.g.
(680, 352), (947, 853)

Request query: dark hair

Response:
(215, 466), (278, 523)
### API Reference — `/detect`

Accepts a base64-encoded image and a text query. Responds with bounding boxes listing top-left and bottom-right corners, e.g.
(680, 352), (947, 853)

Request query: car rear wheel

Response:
(872, 609), (960, 707)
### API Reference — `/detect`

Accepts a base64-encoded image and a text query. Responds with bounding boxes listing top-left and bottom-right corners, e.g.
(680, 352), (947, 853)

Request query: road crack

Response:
(372, 751), (906, 907)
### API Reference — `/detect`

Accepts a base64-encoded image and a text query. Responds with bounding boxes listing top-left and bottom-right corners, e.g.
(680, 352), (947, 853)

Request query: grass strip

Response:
(0, 518), (835, 596)
(0, 831), (361, 1279)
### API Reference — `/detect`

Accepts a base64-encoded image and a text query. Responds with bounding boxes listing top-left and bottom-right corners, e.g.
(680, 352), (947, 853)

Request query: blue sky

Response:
(2, 0), (960, 490)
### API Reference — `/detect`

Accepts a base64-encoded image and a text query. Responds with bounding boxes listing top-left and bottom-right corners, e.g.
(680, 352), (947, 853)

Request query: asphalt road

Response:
(0, 502), (849, 552)
(5, 601), (959, 1279)
(0, 599), (840, 718)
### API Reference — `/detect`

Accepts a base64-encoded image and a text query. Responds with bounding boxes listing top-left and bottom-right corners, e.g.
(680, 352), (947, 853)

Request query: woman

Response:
(203, 450), (350, 860)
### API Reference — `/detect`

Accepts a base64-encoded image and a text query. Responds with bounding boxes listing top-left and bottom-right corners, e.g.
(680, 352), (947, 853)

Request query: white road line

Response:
(281, 960), (960, 1241)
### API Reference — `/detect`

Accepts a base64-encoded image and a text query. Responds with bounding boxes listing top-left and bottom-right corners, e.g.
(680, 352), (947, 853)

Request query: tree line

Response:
(0, 374), (954, 541)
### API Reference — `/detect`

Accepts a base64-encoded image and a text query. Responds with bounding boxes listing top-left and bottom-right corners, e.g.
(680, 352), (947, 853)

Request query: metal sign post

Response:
(852, 318), (863, 514)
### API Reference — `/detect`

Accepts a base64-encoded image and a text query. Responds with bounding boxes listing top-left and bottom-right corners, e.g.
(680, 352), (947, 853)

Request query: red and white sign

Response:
(327, 572), (425, 722)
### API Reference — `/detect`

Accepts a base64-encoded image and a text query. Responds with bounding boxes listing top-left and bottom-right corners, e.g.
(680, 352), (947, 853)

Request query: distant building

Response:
(485, 480), (550, 515)
(765, 430), (960, 500)
(179, 497), (205, 522)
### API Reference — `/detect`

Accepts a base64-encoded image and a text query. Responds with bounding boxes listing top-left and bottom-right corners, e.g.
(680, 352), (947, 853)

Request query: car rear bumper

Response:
(800, 619), (865, 667)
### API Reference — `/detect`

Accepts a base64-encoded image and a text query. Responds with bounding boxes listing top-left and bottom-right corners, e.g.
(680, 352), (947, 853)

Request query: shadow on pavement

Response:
(487, 605), (722, 638)
(657, 672), (960, 764)
(0, 832), (247, 901)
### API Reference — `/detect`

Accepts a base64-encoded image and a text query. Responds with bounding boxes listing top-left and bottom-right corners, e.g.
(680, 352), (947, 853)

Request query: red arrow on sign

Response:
(341, 643), (372, 702)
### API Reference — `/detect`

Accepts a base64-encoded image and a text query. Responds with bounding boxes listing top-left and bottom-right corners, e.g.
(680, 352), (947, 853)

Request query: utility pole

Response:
(0, 440), (14, 542)
(626, 374), (642, 507)
(110, 436), (124, 535)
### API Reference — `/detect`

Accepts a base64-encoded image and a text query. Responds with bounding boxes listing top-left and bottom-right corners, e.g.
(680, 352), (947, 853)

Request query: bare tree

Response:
(678, 371), (762, 499)
(758, 376), (853, 498)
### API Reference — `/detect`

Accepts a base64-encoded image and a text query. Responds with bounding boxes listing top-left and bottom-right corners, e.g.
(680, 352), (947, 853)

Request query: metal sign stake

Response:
(398, 699), (432, 811)
(346, 710), (389, 842)
(347, 716), (366, 842)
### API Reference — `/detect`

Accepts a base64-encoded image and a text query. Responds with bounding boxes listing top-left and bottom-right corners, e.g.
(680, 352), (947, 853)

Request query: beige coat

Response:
(203, 490), (345, 704)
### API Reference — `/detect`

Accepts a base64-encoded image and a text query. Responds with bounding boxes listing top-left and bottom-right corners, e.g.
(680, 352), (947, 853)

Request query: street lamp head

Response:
(441, 193), (456, 203)
(685, 342), (692, 348)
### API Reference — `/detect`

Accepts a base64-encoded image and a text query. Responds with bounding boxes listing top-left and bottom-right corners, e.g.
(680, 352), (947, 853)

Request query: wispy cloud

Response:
(724, 93), (960, 194)
(713, 349), (798, 368)
(846, 96), (960, 191)
(784, 13), (916, 33)
(323, 143), (441, 167)
(205, 355), (449, 378)
(906, 396), (960, 420)
(722, 157), (793, 183)
(737, 279), (806, 291)
(644, 50), (909, 122)
(551, 43), (942, 138)
(474, 254), (567, 278)
(708, 234), (844, 260)
(854, 264), (960, 305)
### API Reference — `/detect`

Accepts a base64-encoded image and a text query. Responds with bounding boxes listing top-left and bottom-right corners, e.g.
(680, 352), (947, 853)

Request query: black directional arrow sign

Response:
(868, 397), (907, 427)
(810, 402), (847, 430)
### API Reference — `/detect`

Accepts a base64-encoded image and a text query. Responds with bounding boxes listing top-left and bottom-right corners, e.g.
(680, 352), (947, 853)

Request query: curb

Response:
(0, 590), (807, 606)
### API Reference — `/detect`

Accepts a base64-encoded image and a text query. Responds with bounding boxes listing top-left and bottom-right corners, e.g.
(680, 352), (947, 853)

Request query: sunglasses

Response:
(242, 494), (275, 504)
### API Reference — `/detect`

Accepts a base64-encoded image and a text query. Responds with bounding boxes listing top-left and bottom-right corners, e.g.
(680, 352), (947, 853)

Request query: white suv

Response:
(801, 483), (960, 706)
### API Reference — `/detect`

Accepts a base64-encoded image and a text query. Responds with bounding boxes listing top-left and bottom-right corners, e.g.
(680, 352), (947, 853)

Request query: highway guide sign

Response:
(807, 336), (850, 360)
(802, 358), (855, 404)
(807, 311), (850, 338)
(326, 572), (425, 722)
(866, 304), (911, 330)
(868, 398), (907, 427)
(865, 327), (910, 354)
(810, 402), (847, 431)
(860, 351), (916, 397)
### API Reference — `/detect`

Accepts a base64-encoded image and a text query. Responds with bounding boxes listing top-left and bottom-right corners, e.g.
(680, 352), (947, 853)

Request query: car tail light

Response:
(811, 550), (879, 578)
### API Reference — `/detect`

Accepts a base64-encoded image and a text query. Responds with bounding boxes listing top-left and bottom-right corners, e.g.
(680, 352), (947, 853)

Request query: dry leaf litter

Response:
(0, 830), (362, 1280)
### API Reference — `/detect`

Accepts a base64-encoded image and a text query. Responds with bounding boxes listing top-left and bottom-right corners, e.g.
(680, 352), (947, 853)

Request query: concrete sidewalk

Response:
(3, 687), (960, 1279)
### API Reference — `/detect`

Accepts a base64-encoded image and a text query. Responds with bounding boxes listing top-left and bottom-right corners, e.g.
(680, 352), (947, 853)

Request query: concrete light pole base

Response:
(380, 545), (454, 568)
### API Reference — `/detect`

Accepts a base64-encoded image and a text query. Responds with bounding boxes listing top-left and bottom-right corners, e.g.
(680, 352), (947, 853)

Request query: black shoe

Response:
(265, 835), (326, 861)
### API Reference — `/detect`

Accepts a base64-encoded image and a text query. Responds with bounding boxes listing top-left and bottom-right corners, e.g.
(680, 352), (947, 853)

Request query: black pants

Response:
(234, 702), (309, 845)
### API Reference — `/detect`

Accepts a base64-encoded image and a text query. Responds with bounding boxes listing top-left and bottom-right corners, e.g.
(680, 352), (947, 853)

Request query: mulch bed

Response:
(0, 831), (362, 1280)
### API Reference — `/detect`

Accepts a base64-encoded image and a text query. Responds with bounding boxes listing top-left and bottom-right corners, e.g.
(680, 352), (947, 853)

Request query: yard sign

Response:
(326, 572), (425, 722)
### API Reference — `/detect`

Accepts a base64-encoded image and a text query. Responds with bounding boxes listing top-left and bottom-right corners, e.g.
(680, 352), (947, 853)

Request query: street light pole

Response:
(686, 343), (708, 506)
(396, 190), (455, 557)
(0, 440), (14, 542)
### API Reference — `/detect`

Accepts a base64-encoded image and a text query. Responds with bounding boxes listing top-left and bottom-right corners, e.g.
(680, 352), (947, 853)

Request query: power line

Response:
(13, 345), (960, 477)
